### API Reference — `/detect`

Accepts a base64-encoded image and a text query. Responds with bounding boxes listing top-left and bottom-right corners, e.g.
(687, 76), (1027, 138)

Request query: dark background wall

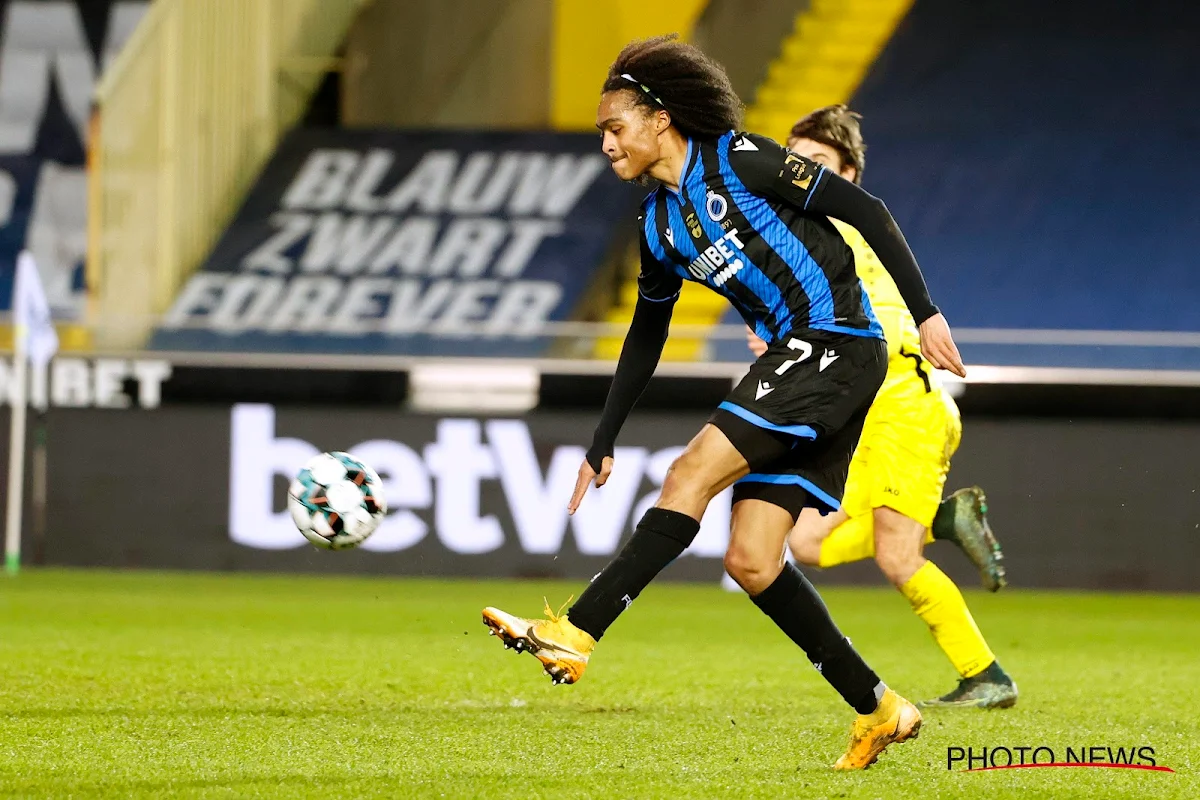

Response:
(341, 0), (553, 129)
(3, 404), (1197, 591)
(692, 0), (809, 102)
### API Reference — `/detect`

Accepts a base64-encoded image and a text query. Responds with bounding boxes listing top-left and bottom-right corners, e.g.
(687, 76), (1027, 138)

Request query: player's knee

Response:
(659, 455), (717, 508)
(873, 513), (926, 586)
(873, 546), (912, 587)
(723, 543), (779, 594)
(658, 464), (700, 509)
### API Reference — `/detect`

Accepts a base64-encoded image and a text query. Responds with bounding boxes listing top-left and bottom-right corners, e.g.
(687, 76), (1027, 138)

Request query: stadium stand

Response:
(744, 0), (914, 141)
(0, 0), (148, 352)
(716, 0), (1200, 368)
(597, 0), (915, 361)
(86, 0), (366, 349)
(10, 0), (1194, 369)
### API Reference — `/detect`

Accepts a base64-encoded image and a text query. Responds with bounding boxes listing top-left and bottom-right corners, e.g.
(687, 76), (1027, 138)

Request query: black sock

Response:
(930, 496), (956, 541)
(568, 508), (700, 641)
(974, 660), (1011, 685)
(751, 563), (883, 714)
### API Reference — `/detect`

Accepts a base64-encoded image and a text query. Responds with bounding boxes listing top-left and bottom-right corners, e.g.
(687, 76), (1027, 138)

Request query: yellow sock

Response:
(818, 514), (875, 567)
(900, 561), (995, 678)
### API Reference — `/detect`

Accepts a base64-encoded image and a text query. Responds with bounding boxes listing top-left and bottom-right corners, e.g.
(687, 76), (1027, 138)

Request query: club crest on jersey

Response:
(685, 211), (703, 238)
(706, 190), (728, 222)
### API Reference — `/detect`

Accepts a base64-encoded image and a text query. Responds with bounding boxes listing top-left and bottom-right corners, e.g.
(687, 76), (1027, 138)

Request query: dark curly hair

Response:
(601, 34), (743, 139)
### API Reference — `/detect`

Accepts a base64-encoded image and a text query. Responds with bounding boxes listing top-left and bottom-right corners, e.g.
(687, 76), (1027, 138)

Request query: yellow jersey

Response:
(830, 219), (938, 401)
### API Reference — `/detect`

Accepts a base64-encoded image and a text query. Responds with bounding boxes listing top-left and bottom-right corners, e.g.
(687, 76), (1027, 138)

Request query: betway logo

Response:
(229, 404), (731, 556)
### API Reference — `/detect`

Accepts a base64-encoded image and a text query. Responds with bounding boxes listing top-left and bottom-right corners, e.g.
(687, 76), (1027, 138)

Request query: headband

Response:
(621, 73), (665, 107)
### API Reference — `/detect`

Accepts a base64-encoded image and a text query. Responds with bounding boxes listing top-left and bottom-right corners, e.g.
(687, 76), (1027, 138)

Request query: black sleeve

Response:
(726, 132), (829, 211)
(805, 173), (939, 324)
(728, 133), (939, 325)
(586, 292), (675, 471)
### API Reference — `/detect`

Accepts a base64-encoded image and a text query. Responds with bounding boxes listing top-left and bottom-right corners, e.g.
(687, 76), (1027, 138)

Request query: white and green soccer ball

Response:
(288, 452), (387, 550)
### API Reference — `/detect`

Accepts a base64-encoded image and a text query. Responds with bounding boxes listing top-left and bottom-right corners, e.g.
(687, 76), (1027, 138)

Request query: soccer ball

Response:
(288, 452), (387, 550)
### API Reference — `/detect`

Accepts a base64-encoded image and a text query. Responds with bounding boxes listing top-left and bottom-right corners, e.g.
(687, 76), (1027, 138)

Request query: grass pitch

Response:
(1, 570), (1197, 799)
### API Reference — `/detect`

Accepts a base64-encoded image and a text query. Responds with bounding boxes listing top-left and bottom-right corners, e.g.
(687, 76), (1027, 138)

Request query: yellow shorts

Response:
(840, 386), (962, 528)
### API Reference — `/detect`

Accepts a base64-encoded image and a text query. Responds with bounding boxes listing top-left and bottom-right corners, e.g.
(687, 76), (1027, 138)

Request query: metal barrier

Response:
(86, 0), (368, 350)
(10, 304), (1200, 380)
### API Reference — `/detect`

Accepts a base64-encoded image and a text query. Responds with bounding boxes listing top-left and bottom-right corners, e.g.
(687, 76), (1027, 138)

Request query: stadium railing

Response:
(86, 0), (368, 351)
(35, 312), (1200, 414)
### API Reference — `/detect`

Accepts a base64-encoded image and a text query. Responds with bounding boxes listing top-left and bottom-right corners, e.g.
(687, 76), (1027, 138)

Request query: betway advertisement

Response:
(151, 129), (638, 356)
(10, 402), (1200, 590)
(229, 405), (732, 566)
(31, 404), (736, 582)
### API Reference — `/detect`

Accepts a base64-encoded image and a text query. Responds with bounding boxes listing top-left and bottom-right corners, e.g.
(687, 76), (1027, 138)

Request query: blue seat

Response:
(713, 0), (1200, 368)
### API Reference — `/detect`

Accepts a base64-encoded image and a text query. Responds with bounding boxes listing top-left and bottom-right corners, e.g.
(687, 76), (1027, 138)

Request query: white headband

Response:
(621, 73), (665, 107)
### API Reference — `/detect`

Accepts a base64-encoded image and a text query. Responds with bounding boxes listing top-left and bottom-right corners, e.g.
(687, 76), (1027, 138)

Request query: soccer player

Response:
(481, 35), (965, 770)
(745, 105), (1016, 709)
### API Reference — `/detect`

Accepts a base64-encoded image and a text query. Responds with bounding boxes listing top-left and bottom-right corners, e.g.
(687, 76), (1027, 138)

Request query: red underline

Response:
(966, 762), (1175, 773)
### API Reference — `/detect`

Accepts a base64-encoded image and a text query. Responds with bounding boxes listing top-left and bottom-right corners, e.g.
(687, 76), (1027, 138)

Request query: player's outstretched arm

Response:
(915, 313), (964, 377)
(570, 456), (613, 516)
(570, 292), (675, 514)
(728, 135), (966, 377)
(806, 174), (965, 376)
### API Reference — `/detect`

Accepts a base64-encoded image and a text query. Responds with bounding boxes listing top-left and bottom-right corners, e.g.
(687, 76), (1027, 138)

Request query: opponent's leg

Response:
(787, 507), (847, 566)
(789, 430), (876, 568)
(482, 424), (748, 684)
(872, 506), (1017, 708)
(931, 487), (1007, 591)
(725, 497), (922, 770)
(804, 492), (1008, 572)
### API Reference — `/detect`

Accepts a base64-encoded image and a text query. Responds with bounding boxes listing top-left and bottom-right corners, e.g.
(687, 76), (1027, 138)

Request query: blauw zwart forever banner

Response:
(153, 129), (637, 355)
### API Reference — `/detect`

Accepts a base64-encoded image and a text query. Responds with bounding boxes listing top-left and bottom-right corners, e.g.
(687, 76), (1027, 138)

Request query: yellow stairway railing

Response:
(745, 0), (915, 141)
(87, 0), (368, 349)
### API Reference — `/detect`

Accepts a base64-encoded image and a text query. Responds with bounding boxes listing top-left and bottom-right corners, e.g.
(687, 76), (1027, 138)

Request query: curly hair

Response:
(601, 34), (743, 139)
(788, 104), (867, 183)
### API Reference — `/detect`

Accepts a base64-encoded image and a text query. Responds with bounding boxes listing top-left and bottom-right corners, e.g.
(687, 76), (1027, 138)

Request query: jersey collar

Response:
(664, 136), (695, 199)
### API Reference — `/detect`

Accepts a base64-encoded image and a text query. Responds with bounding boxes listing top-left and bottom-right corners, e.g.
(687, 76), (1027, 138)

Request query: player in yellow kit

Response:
(748, 106), (1016, 708)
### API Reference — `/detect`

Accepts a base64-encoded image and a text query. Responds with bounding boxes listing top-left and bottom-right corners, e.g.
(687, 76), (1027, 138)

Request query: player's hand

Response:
(919, 313), (967, 378)
(745, 326), (768, 358)
(568, 456), (614, 515)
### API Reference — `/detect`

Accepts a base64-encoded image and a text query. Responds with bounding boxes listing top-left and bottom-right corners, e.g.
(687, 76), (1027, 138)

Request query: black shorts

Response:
(710, 330), (887, 520)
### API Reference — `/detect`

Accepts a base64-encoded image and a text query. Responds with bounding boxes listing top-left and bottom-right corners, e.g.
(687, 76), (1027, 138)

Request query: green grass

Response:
(1, 570), (1197, 799)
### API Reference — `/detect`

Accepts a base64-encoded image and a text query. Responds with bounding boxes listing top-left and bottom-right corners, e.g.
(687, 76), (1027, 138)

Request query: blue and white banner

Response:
(0, 0), (147, 316)
(152, 129), (639, 356)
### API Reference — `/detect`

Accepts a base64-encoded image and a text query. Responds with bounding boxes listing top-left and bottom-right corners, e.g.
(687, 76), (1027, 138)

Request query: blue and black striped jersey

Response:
(635, 130), (884, 345)
(587, 130), (940, 467)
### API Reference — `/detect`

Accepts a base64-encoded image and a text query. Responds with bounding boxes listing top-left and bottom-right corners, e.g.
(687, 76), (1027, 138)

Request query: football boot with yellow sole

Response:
(482, 599), (596, 685)
(833, 688), (923, 770)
